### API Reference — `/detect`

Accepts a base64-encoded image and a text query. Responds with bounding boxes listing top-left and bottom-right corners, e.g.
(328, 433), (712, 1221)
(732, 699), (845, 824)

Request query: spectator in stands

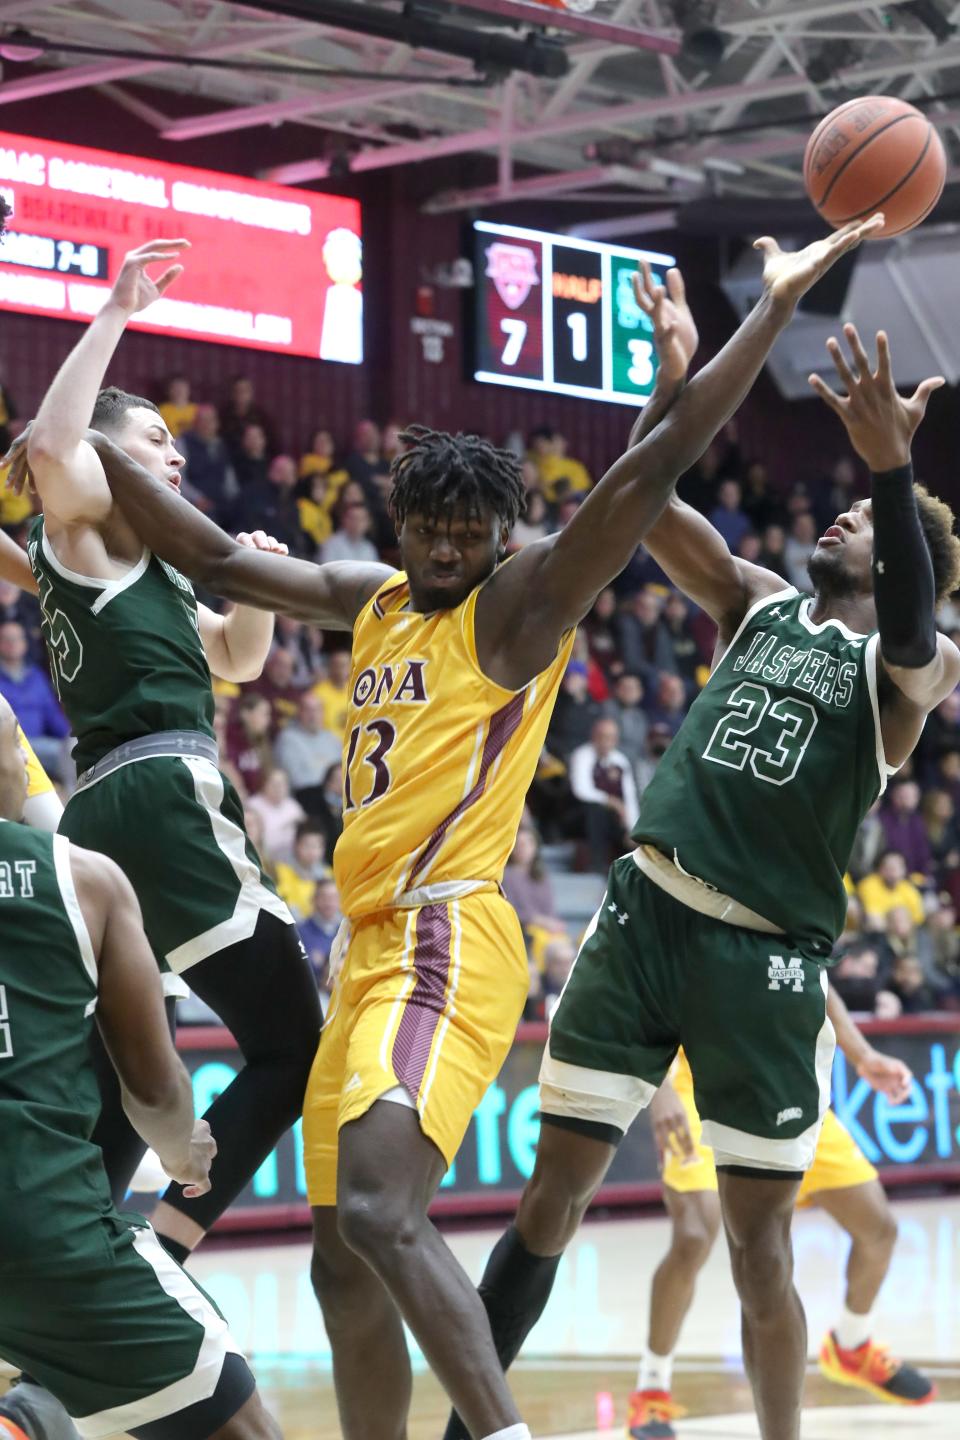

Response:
(220, 375), (275, 460)
(225, 692), (273, 795)
(648, 672), (688, 738)
(312, 651), (352, 739)
(615, 588), (674, 689)
(929, 894), (960, 994)
(0, 374), (17, 453)
(661, 591), (703, 695)
(758, 523), (791, 581)
(0, 620), (69, 779)
(158, 374), (197, 439)
(274, 821), (332, 920)
(299, 427), (348, 492)
(936, 749), (960, 812)
(708, 479), (751, 554)
(511, 491), (549, 549)
(889, 953), (938, 1013)
(859, 849), (926, 929)
(236, 453), (306, 556)
(233, 422), (271, 490)
(502, 827), (565, 938)
(880, 780), (933, 881)
(245, 766), (305, 862)
(297, 472), (337, 554)
(540, 935), (577, 1021)
(273, 615), (325, 688)
(582, 588), (621, 681)
(924, 788), (960, 877)
(569, 716), (640, 872)
(242, 805), (276, 878)
(547, 661), (599, 762)
(602, 672), (648, 777)
(741, 460), (783, 533)
(344, 418), (388, 501)
(677, 441), (722, 515)
(536, 430), (592, 503)
(250, 646), (303, 732)
(784, 511), (818, 591)
(298, 878), (342, 996)
(737, 533), (763, 565)
(814, 454), (862, 535)
(883, 904), (922, 967)
(320, 503), (379, 565)
(382, 421), (408, 468)
(917, 689), (960, 781)
(311, 760), (344, 853)
(830, 939), (893, 1015)
(0, 577), (42, 663)
(212, 701), (247, 799)
(177, 405), (238, 523)
(275, 691), (342, 812)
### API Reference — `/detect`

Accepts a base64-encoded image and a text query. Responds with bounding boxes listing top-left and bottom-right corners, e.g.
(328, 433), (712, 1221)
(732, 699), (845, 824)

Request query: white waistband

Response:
(632, 845), (783, 935)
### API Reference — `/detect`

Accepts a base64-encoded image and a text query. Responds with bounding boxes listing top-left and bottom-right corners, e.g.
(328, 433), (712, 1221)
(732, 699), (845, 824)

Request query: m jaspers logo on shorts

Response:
(768, 956), (805, 992)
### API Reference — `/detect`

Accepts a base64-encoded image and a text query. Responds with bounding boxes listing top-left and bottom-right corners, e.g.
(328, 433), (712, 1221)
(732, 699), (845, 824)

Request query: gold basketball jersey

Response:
(334, 571), (574, 919)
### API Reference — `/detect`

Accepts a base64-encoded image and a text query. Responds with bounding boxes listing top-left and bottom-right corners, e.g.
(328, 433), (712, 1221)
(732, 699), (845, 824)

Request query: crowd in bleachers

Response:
(3, 369), (960, 1017)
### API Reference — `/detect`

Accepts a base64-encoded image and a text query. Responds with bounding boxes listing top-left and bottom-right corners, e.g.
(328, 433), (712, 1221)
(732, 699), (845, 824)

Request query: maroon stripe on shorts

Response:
(391, 903), (452, 1098)
(409, 689), (527, 884)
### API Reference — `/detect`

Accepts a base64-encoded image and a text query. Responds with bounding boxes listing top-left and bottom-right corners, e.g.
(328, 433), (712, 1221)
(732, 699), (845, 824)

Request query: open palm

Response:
(755, 214), (884, 310)
(632, 262), (698, 386)
(110, 238), (190, 315)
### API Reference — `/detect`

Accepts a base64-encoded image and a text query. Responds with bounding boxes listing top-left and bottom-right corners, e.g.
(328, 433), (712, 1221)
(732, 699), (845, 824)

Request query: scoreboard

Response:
(471, 220), (676, 408)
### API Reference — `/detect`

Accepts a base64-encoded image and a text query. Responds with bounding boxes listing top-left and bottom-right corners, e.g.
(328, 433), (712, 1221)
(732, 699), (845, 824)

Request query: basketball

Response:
(803, 95), (946, 238)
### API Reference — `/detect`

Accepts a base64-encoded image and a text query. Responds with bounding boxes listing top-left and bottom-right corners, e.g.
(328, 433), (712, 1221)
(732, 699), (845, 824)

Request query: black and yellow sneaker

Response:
(819, 1331), (937, 1405)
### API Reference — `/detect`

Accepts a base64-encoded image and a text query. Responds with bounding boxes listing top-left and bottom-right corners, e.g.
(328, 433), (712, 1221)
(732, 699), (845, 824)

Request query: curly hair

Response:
(389, 425), (526, 530)
(915, 484), (960, 602)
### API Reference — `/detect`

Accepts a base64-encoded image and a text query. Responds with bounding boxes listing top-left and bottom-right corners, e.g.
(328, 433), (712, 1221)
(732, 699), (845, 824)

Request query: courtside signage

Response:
(0, 130), (362, 361)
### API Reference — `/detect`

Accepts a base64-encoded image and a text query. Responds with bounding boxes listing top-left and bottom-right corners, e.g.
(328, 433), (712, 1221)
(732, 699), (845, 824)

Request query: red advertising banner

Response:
(0, 130), (362, 361)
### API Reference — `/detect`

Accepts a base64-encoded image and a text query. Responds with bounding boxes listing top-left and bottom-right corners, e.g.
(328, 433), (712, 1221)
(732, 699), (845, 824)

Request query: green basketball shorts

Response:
(0, 1219), (249, 1437)
(60, 755), (293, 983)
(539, 850), (836, 1172)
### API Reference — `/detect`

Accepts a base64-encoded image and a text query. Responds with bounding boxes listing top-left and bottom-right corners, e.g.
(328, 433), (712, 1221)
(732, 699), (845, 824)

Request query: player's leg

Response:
(148, 913), (321, 1258)
(628, 1186), (722, 1439)
(684, 922), (833, 1440)
(810, 1164), (935, 1404)
(0, 1221), (280, 1440)
(444, 857), (681, 1440)
(310, 1206), (412, 1440)
(717, 1170), (804, 1440)
(337, 1098), (531, 1440)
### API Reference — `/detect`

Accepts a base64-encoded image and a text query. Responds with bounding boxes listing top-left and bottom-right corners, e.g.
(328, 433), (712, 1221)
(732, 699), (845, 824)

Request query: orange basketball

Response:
(803, 95), (946, 238)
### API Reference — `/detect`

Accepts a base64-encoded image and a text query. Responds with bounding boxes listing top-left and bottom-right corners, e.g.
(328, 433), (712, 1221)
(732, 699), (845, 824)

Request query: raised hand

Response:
(633, 261), (698, 387)
(109, 238), (190, 316)
(809, 324), (944, 471)
(2, 421), (34, 496)
(755, 214), (884, 313)
(857, 1048), (913, 1105)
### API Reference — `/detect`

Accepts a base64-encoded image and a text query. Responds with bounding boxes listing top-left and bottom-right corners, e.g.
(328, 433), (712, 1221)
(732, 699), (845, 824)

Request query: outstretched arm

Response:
(826, 983), (912, 1104)
(0, 528), (36, 593)
(90, 431), (393, 629)
(24, 239), (188, 525)
(477, 217), (883, 687)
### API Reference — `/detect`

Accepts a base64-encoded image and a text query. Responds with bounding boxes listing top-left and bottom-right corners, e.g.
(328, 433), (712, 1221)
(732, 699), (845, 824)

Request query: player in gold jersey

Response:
(82, 221), (876, 1440)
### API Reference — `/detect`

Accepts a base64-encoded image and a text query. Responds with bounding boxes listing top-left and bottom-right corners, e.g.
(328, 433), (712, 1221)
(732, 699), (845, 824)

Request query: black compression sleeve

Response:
(871, 461), (937, 668)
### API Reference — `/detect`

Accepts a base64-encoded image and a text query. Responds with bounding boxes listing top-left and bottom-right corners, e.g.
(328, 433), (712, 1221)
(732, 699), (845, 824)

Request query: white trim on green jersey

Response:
(40, 528), (151, 615)
(51, 833), (96, 990)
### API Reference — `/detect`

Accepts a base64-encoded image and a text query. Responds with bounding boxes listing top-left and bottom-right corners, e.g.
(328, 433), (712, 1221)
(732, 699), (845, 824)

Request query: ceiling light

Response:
(0, 28), (45, 63)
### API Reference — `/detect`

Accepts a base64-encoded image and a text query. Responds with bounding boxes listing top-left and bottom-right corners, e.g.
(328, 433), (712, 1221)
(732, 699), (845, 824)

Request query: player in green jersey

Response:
(49, 215), (883, 1440)
(439, 286), (960, 1440)
(0, 202), (319, 1439)
(0, 695), (280, 1440)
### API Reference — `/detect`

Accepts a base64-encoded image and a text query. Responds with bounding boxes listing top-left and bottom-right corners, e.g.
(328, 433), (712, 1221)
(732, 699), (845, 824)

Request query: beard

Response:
(806, 546), (861, 599)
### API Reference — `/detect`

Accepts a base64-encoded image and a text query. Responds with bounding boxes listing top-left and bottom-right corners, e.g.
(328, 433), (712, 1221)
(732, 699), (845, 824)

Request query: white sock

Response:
(638, 1348), (674, 1393)
(481, 1427), (531, 1440)
(834, 1304), (874, 1351)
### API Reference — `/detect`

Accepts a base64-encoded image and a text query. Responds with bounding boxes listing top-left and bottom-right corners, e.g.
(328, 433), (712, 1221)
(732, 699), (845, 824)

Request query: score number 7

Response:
(500, 318), (527, 367)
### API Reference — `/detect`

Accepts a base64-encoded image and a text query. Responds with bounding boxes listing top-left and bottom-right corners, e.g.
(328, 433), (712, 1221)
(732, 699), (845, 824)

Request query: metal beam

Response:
(541, 0), (644, 119)
(160, 76), (461, 141)
(266, 36), (960, 183)
(0, 20), (317, 106)
(723, 0), (919, 32)
(423, 162), (666, 213)
(453, 0), (679, 55)
(568, 208), (678, 238)
(0, 0), (55, 21)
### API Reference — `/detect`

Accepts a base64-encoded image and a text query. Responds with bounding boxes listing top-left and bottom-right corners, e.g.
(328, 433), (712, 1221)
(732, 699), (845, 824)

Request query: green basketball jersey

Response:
(0, 823), (112, 1272)
(634, 588), (892, 959)
(28, 517), (215, 772)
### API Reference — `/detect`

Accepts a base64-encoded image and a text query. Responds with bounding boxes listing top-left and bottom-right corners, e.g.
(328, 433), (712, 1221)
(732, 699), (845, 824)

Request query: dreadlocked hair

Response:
(390, 425), (526, 530)
(0, 195), (10, 239)
(915, 483), (960, 602)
